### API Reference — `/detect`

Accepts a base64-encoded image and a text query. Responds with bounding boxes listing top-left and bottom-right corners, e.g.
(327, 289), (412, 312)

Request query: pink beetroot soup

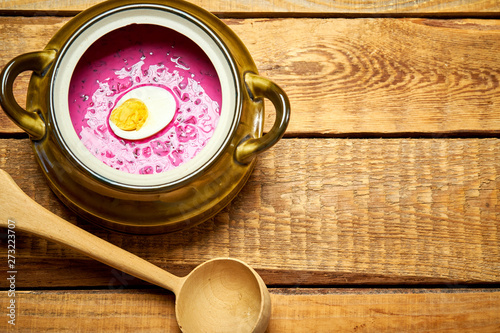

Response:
(68, 24), (222, 175)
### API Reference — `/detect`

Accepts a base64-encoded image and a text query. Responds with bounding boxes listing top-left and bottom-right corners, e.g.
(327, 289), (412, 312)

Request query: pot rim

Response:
(49, 3), (242, 191)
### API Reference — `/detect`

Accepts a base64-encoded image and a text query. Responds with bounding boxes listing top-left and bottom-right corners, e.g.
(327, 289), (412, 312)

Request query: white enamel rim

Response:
(51, 6), (239, 189)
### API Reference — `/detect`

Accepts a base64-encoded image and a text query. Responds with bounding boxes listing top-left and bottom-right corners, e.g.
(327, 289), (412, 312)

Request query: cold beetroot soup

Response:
(68, 24), (222, 175)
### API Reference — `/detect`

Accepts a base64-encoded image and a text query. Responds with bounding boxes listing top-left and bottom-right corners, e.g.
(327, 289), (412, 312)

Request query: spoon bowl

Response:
(177, 258), (271, 332)
(0, 169), (271, 332)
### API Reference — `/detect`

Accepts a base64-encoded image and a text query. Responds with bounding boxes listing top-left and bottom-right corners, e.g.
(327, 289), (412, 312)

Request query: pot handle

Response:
(236, 73), (290, 164)
(0, 50), (56, 140)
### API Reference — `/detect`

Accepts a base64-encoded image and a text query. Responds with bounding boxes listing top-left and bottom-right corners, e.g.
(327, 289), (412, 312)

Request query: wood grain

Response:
(2, 289), (500, 332)
(1, 17), (500, 136)
(234, 18), (500, 136)
(0, 0), (499, 15)
(1, 2), (499, 331)
(0, 138), (498, 287)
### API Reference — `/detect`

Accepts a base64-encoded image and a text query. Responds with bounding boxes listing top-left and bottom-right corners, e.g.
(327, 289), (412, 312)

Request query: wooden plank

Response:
(0, 0), (499, 15)
(0, 138), (499, 287)
(2, 289), (500, 331)
(0, 16), (68, 135)
(1, 17), (500, 136)
(244, 18), (500, 136)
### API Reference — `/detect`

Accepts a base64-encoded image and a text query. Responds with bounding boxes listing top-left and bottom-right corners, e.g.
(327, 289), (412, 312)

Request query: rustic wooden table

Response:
(1, 0), (499, 331)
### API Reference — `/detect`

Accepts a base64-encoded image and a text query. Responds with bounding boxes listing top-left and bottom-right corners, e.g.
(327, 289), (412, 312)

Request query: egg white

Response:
(109, 86), (177, 140)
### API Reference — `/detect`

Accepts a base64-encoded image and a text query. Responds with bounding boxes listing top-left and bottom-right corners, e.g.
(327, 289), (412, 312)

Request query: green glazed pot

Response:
(0, 0), (290, 234)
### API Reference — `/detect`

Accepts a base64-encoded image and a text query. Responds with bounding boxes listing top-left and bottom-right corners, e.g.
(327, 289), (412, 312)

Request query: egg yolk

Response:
(109, 98), (148, 131)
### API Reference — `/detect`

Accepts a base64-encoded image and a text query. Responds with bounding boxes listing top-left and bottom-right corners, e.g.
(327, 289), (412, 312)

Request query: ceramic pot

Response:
(0, 0), (290, 234)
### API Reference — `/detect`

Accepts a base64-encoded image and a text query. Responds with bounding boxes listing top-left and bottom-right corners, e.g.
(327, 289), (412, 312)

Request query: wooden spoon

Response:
(0, 169), (271, 332)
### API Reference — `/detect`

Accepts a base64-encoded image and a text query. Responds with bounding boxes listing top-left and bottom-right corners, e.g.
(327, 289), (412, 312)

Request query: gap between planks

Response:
(2, 9), (500, 19)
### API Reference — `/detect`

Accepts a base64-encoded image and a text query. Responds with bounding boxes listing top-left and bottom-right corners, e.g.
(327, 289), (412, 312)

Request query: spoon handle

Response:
(0, 169), (183, 294)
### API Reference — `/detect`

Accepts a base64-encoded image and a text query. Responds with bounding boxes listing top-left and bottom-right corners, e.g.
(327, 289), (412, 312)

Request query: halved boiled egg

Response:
(109, 86), (177, 140)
